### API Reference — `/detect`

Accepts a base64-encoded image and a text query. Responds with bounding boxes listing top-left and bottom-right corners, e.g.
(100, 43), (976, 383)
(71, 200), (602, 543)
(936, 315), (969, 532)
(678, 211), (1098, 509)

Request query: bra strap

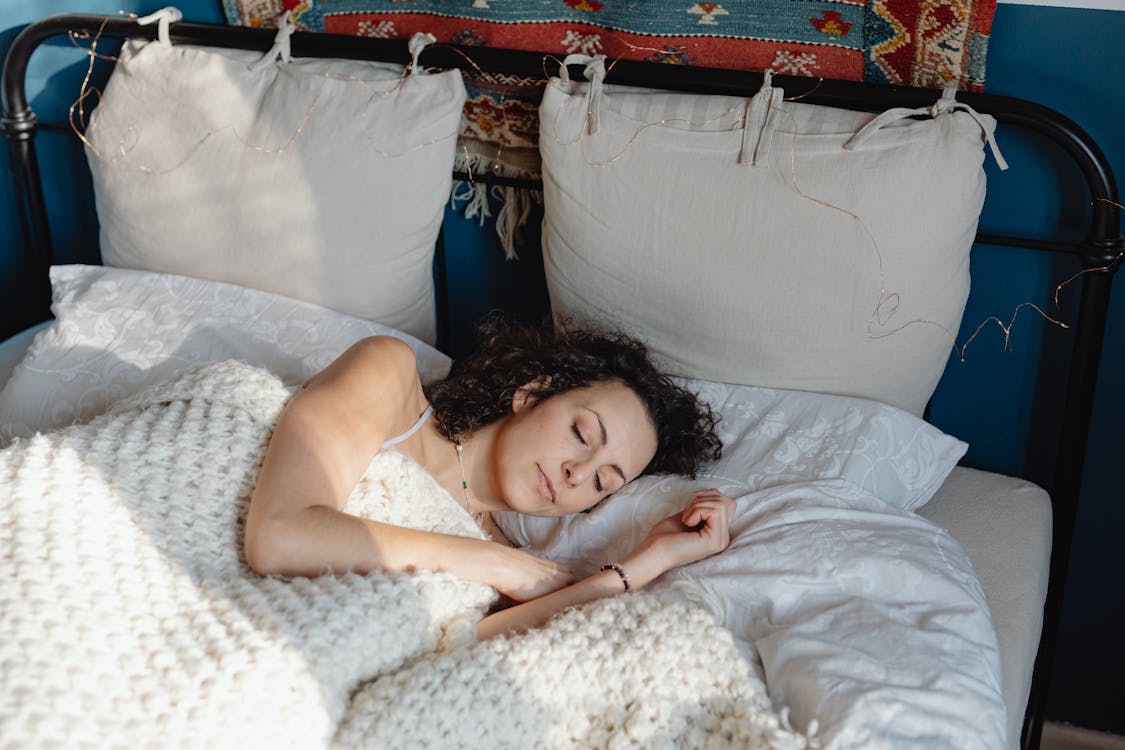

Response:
(381, 405), (434, 450)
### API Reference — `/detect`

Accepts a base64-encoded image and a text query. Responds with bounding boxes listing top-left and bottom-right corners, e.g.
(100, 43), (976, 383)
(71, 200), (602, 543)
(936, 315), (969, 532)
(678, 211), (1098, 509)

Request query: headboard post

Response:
(3, 19), (70, 319)
(1025, 261), (1119, 749)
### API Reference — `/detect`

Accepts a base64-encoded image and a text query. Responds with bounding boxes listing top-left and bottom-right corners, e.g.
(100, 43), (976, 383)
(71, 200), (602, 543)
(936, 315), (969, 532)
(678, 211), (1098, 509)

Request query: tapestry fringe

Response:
(451, 152), (542, 261)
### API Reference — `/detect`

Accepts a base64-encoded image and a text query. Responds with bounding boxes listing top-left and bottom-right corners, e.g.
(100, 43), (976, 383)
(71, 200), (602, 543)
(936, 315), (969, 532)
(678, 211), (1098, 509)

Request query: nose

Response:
(563, 458), (591, 487)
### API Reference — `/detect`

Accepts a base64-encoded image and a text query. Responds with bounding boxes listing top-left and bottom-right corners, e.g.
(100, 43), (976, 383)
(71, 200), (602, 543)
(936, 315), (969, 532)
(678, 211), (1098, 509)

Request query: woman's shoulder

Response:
(306, 336), (419, 387)
(298, 336), (427, 424)
(354, 337), (425, 398)
(347, 335), (418, 368)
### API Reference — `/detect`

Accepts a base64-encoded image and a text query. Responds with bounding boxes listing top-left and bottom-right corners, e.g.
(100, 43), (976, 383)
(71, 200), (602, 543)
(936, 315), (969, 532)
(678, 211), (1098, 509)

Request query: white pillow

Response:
(86, 38), (466, 345)
(0, 265), (451, 442)
(540, 69), (997, 415)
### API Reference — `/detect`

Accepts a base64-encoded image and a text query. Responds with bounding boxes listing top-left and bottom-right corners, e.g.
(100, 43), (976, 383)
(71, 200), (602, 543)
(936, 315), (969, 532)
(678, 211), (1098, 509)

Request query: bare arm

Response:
(477, 489), (736, 639)
(244, 336), (571, 598)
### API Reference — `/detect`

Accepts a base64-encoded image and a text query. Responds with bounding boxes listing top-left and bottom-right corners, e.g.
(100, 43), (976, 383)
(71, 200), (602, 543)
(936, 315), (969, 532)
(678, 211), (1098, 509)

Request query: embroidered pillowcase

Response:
(85, 36), (465, 345)
(540, 64), (999, 415)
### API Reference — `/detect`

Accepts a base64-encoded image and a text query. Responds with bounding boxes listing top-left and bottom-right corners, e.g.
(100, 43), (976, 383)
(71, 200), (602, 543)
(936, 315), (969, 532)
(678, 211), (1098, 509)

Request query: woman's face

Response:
(492, 379), (658, 517)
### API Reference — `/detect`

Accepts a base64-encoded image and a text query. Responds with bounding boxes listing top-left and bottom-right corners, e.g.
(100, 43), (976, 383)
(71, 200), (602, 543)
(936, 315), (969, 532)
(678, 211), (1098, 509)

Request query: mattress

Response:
(918, 466), (1051, 749)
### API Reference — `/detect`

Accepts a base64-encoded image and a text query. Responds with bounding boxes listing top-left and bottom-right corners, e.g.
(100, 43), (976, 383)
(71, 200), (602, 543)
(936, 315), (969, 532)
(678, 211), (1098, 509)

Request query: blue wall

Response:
(1, 0), (1121, 735)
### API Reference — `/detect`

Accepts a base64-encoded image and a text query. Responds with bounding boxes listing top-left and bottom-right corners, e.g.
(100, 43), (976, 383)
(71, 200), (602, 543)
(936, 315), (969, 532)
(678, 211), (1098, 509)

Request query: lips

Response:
(536, 464), (556, 504)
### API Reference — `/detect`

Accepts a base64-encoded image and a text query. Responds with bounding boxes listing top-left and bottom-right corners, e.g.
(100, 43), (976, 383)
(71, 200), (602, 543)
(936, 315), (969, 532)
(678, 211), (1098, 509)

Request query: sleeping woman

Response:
(245, 319), (733, 639)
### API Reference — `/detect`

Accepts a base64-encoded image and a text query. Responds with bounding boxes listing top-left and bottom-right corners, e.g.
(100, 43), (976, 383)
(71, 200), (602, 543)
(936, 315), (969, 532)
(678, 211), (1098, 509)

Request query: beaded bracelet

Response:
(599, 562), (631, 593)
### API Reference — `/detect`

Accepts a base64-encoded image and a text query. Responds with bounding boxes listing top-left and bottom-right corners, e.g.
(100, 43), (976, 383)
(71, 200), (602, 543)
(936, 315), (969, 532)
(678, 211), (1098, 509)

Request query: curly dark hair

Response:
(424, 317), (722, 478)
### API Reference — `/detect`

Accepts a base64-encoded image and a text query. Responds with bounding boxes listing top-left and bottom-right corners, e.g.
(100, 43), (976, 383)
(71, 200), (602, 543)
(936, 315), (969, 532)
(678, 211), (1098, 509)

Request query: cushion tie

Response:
(407, 32), (436, 75)
(559, 53), (606, 134)
(739, 69), (785, 166)
(249, 9), (296, 71)
(844, 87), (1008, 170)
(136, 6), (182, 46)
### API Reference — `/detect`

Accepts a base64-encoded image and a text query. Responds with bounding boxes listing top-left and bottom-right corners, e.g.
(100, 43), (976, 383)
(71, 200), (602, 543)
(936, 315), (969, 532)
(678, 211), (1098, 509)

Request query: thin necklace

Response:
(452, 437), (477, 522)
(453, 435), (519, 548)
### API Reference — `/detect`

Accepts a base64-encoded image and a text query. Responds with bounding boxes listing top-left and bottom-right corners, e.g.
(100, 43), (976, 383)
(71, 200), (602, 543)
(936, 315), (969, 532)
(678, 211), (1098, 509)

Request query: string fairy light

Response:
(956, 302), (1070, 357)
(935, 194), (1121, 358)
(68, 15), (121, 132)
(783, 78), (824, 102)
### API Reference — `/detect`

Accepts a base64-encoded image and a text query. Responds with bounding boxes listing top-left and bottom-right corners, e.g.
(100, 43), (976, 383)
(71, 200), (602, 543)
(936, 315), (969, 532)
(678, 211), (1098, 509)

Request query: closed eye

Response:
(572, 423), (587, 445)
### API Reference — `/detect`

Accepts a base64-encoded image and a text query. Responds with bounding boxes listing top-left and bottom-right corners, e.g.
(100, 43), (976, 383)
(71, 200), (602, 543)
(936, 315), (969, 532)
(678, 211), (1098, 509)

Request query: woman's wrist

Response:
(618, 542), (671, 591)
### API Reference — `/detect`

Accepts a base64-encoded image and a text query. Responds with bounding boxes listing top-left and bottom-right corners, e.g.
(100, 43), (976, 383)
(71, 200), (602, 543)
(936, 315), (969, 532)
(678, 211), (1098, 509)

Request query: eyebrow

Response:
(586, 407), (627, 484)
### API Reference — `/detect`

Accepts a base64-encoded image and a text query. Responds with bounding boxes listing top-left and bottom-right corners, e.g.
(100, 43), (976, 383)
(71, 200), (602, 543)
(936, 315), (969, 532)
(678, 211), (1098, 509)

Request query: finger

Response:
(691, 495), (736, 524)
(688, 500), (735, 544)
(695, 510), (731, 550)
(683, 495), (727, 520)
(681, 503), (703, 528)
(682, 497), (713, 524)
(682, 501), (719, 531)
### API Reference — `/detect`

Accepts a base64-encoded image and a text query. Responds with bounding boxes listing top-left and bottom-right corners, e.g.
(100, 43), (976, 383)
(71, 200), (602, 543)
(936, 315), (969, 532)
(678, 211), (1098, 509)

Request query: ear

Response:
(511, 375), (552, 413)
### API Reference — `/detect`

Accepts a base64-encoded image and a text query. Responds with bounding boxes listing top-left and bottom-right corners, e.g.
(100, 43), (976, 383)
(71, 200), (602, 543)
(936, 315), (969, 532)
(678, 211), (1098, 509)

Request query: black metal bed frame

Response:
(3, 13), (1122, 749)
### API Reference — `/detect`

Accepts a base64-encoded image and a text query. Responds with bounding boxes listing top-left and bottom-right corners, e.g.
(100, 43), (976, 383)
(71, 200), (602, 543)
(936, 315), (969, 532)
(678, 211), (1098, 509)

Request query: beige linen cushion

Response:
(86, 37), (465, 345)
(540, 65), (998, 414)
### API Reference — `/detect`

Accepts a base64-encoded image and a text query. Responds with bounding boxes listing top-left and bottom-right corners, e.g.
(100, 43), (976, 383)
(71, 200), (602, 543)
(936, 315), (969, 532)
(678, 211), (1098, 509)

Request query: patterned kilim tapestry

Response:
(223, 0), (997, 255)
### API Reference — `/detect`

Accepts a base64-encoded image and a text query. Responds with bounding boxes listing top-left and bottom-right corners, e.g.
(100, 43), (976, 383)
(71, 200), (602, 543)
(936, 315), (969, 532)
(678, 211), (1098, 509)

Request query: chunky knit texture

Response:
(338, 592), (814, 749)
(0, 360), (811, 749)
(0, 361), (495, 749)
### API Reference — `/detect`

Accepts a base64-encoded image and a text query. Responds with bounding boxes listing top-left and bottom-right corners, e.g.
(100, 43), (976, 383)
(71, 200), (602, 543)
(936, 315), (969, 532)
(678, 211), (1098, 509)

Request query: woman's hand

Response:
(489, 546), (575, 603)
(475, 491), (735, 640)
(623, 489), (736, 585)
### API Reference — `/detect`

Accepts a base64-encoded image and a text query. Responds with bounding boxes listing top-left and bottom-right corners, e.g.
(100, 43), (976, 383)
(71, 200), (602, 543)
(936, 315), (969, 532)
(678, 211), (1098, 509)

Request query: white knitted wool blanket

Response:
(338, 592), (814, 750)
(0, 361), (813, 750)
(0, 361), (495, 749)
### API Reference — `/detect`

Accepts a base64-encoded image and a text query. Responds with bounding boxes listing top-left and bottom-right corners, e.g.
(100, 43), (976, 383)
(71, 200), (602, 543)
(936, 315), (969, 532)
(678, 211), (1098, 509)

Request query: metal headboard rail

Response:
(3, 14), (1123, 750)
